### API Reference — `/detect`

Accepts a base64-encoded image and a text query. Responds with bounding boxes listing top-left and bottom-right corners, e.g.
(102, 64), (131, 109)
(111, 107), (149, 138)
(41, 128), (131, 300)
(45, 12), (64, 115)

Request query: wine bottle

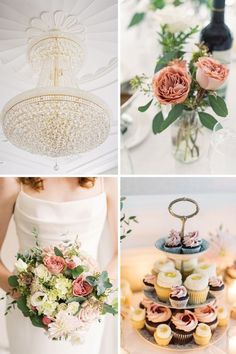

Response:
(200, 0), (233, 96)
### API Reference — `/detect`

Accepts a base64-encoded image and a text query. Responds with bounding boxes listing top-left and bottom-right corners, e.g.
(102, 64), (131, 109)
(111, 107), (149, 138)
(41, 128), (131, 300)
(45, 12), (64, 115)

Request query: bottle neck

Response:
(211, 0), (225, 23)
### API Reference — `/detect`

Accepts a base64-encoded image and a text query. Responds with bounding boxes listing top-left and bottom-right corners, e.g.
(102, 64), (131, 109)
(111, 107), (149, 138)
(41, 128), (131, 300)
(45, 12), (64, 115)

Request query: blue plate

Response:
(155, 238), (209, 256)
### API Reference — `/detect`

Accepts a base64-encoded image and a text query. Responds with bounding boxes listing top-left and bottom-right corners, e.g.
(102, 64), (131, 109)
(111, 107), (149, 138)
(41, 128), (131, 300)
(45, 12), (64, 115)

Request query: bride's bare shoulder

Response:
(0, 177), (20, 199)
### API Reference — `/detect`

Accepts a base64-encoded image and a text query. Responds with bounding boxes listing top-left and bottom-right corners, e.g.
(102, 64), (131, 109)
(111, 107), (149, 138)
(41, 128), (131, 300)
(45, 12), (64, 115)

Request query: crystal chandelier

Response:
(1, 11), (111, 157)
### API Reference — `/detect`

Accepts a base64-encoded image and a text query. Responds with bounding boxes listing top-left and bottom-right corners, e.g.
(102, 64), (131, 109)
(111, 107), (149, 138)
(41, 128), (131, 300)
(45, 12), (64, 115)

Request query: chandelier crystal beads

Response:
(1, 11), (111, 157)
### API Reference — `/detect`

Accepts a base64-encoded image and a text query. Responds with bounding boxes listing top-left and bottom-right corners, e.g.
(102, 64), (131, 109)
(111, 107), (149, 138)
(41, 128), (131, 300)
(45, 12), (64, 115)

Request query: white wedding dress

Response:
(6, 184), (107, 354)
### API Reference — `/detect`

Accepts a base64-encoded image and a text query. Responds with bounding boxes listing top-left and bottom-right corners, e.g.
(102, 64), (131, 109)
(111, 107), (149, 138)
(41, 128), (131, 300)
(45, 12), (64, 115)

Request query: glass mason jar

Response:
(171, 110), (204, 164)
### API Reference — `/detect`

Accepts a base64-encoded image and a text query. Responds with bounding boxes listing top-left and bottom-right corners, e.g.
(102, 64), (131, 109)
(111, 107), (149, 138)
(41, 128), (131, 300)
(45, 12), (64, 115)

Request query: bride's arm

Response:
(104, 177), (118, 279)
(0, 178), (20, 293)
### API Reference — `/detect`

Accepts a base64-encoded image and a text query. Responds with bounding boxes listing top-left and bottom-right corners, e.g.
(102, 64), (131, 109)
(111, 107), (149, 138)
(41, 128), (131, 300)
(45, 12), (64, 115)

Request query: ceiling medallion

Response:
(1, 11), (111, 157)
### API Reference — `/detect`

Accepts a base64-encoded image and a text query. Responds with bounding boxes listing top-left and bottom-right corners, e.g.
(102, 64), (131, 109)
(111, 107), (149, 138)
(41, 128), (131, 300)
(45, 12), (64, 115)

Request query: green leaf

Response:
(152, 111), (164, 134)
(17, 296), (30, 317)
(86, 276), (97, 286)
(96, 271), (112, 296)
(198, 111), (220, 130)
(54, 247), (64, 257)
(128, 13), (145, 28)
(8, 275), (19, 288)
(66, 296), (86, 304)
(30, 315), (45, 328)
(138, 99), (153, 112)
(154, 51), (184, 73)
(102, 303), (118, 316)
(161, 104), (184, 131)
(209, 95), (228, 117)
(71, 265), (84, 279)
(151, 0), (165, 9)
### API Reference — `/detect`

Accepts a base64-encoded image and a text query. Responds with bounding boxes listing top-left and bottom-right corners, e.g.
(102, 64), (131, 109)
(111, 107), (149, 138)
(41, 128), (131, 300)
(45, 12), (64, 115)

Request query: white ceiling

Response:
(0, 0), (118, 174)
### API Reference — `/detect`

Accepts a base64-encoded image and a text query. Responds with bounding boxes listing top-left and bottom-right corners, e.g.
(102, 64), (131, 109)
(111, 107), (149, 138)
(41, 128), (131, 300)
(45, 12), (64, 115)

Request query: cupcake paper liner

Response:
(163, 245), (182, 254)
(172, 331), (193, 345)
(169, 297), (189, 308)
(154, 284), (171, 302)
(193, 332), (211, 346)
(187, 287), (209, 305)
(154, 334), (172, 346)
(182, 246), (201, 254)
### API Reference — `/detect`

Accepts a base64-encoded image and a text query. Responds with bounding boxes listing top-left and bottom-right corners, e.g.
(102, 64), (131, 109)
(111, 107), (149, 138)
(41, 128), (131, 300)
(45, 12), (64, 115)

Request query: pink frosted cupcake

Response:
(143, 274), (156, 291)
(164, 230), (182, 254)
(169, 286), (189, 308)
(145, 303), (172, 334)
(170, 310), (198, 345)
(194, 305), (218, 332)
(209, 277), (225, 302)
(182, 231), (202, 254)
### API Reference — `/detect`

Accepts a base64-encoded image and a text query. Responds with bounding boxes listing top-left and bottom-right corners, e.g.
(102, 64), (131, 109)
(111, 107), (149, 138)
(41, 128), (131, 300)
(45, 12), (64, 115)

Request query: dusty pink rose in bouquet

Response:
(196, 57), (229, 91)
(43, 255), (66, 274)
(152, 60), (191, 105)
(73, 276), (93, 297)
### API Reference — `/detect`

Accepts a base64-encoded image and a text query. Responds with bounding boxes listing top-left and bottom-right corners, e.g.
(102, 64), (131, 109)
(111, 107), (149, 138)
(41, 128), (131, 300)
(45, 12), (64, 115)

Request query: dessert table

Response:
(121, 0), (236, 175)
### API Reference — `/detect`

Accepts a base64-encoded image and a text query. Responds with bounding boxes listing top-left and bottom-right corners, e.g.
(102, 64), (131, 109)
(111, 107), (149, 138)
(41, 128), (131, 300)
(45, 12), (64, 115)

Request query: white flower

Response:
(40, 301), (57, 317)
(67, 302), (80, 315)
(48, 311), (81, 340)
(78, 301), (100, 326)
(55, 276), (72, 298)
(30, 291), (47, 307)
(15, 259), (28, 273)
(34, 264), (51, 281)
(153, 4), (196, 33)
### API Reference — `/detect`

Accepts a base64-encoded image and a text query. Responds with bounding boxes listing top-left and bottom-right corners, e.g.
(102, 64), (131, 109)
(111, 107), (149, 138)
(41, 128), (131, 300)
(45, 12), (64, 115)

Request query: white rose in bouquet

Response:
(153, 4), (196, 33)
(15, 259), (28, 273)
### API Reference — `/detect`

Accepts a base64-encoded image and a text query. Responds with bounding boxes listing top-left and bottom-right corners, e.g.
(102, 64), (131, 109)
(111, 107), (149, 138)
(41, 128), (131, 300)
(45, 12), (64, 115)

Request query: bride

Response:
(0, 177), (117, 354)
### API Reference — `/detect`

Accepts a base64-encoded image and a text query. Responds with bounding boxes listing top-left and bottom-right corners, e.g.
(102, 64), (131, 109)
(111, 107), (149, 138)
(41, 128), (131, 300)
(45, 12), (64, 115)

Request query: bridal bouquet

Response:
(6, 238), (117, 343)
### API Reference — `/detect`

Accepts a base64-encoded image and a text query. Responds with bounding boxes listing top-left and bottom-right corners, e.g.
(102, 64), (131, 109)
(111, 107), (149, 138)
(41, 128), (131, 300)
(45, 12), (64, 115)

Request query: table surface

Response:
(121, 1), (236, 175)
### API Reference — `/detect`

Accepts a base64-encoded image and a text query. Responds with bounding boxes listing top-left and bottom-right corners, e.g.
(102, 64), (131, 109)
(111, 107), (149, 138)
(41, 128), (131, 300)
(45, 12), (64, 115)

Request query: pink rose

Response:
(42, 316), (52, 326)
(66, 259), (77, 270)
(43, 255), (66, 275)
(72, 277), (93, 297)
(152, 60), (191, 105)
(195, 57), (229, 90)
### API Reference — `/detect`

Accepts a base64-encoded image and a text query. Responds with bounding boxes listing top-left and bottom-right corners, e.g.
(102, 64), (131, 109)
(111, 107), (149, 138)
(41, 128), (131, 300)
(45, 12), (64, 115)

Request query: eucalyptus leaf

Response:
(128, 13), (145, 28)
(160, 104), (184, 131)
(86, 276), (97, 286)
(71, 265), (84, 279)
(152, 111), (164, 134)
(138, 99), (153, 112)
(54, 247), (64, 257)
(96, 271), (112, 296)
(102, 303), (118, 315)
(66, 296), (86, 304)
(198, 111), (220, 130)
(8, 275), (19, 288)
(208, 95), (228, 117)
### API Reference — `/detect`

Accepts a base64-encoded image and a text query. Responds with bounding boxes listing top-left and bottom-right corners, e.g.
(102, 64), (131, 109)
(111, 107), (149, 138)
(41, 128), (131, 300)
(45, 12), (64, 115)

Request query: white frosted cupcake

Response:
(169, 285), (189, 308)
(193, 323), (212, 346)
(195, 263), (216, 279)
(154, 324), (172, 346)
(152, 259), (175, 275)
(217, 307), (228, 327)
(194, 305), (218, 332)
(155, 270), (182, 302)
(184, 273), (209, 305)
(131, 308), (146, 329)
(182, 258), (198, 279)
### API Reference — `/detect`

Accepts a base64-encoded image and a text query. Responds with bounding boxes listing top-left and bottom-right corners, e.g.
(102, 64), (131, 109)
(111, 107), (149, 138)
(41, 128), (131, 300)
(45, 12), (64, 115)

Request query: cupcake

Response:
(209, 276), (225, 301)
(184, 273), (209, 305)
(217, 306), (228, 327)
(139, 297), (153, 310)
(145, 303), (172, 334)
(163, 229), (182, 254)
(143, 274), (156, 291)
(120, 279), (132, 307)
(131, 308), (146, 329)
(154, 324), (172, 346)
(155, 270), (182, 302)
(195, 263), (216, 279)
(169, 285), (189, 308)
(193, 323), (212, 346)
(170, 310), (198, 345)
(182, 258), (198, 280)
(152, 259), (175, 275)
(194, 305), (218, 332)
(182, 231), (202, 254)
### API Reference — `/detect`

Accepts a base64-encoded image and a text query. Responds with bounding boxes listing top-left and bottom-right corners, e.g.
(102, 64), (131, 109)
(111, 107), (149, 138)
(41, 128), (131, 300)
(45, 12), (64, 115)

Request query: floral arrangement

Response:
(131, 25), (229, 162)
(120, 197), (138, 241)
(5, 237), (117, 343)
